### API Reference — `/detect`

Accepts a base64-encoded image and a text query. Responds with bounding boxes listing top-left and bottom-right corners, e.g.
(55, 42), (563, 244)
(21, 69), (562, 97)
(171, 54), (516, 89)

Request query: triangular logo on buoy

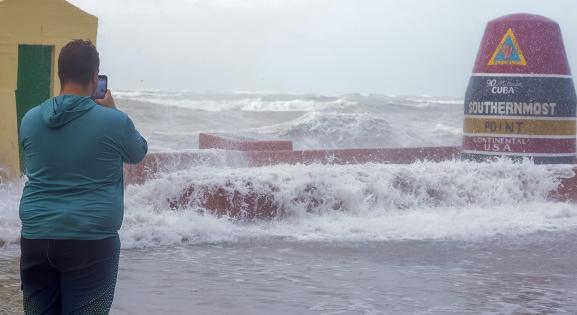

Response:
(488, 28), (527, 66)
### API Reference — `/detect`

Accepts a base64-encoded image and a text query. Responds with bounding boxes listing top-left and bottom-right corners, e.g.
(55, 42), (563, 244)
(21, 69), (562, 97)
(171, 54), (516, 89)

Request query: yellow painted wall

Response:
(0, 89), (18, 179)
(0, 0), (97, 179)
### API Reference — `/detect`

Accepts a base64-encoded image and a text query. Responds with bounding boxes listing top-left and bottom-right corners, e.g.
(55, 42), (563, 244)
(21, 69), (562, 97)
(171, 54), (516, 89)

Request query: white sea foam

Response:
(250, 112), (424, 149)
(2, 159), (576, 249)
(117, 160), (577, 248)
(0, 179), (25, 247)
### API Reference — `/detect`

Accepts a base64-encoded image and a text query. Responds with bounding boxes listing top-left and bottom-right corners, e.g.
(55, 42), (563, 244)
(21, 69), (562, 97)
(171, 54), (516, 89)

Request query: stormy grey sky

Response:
(69, 0), (577, 96)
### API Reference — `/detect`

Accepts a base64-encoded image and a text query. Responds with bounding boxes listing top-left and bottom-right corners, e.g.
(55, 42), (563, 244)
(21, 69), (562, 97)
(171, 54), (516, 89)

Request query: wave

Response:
(2, 160), (576, 249)
(114, 91), (464, 151)
(247, 111), (462, 149)
(115, 91), (357, 112)
(115, 90), (462, 112)
(249, 112), (417, 149)
(120, 159), (577, 247)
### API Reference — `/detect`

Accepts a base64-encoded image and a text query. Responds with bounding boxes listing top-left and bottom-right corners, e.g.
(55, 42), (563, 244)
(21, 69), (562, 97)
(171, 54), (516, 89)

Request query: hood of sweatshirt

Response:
(41, 95), (96, 129)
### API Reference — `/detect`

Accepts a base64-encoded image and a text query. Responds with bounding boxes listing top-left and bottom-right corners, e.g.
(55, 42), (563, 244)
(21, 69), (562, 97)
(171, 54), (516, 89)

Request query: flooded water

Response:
(2, 233), (577, 314)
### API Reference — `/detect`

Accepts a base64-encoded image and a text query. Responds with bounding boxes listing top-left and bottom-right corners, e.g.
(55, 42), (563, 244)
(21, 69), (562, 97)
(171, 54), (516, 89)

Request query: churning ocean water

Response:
(1, 92), (577, 314)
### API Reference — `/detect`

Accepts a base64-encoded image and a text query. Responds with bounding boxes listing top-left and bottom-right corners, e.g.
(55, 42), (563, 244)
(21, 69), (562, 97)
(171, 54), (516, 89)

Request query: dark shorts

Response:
(20, 236), (120, 315)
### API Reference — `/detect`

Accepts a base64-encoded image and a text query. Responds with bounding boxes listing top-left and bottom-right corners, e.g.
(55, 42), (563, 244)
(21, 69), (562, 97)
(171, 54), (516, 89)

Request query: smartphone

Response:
(92, 75), (108, 100)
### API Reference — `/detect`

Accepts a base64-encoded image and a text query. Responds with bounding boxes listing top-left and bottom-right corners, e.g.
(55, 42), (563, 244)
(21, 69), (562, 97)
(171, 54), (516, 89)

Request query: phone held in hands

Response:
(92, 75), (108, 100)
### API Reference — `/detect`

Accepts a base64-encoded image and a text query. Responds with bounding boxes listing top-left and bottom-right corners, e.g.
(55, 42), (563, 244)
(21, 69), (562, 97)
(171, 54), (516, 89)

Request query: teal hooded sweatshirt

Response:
(19, 95), (148, 240)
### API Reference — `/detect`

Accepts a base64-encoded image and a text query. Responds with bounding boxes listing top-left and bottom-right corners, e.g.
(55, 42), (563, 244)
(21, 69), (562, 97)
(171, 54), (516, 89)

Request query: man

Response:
(18, 40), (147, 314)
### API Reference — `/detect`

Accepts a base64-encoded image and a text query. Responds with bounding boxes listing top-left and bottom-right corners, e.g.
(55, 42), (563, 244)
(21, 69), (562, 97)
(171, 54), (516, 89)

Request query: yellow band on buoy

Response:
(464, 117), (576, 136)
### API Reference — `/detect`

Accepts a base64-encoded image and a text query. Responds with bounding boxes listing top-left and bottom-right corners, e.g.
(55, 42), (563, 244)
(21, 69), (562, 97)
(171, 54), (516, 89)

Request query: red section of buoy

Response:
(473, 14), (571, 75)
(462, 137), (576, 155)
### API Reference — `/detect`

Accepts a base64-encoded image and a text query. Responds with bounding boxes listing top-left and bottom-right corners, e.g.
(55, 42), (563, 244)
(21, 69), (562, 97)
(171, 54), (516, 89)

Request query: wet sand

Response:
(1, 231), (577, 314)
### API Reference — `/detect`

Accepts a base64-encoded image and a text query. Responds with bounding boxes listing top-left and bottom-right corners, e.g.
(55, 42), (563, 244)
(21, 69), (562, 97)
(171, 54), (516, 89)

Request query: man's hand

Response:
(95, 90), (116, 109)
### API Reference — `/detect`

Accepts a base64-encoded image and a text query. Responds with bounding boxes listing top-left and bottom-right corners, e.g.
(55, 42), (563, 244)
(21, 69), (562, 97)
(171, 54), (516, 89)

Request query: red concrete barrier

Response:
(551, 168), (577, 203)
(124, 146), (461, 185)
(244, 147), (460, 166)
(123, 151), (239, 185)
(199, 133), (293, 151)
(168, 168), (577, 220)
(126, 133), (577, 220)
(168, 182), (284, 220)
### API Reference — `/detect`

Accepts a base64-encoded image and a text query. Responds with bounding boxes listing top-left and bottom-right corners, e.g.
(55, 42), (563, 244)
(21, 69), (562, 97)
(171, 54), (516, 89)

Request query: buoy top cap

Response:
(489, 13), (557, 25)
(473, 13), (571, 75)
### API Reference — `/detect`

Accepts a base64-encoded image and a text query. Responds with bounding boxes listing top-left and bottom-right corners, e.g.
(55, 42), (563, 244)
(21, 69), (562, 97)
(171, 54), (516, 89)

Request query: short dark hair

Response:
(58, 39), (99, 86)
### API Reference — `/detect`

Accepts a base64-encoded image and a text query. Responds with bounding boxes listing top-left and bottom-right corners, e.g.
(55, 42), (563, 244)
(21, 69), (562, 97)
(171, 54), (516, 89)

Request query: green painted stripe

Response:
(16, 45), (53, 172)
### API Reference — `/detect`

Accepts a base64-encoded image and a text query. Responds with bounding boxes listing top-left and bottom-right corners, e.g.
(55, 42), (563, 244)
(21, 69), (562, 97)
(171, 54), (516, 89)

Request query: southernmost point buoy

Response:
(462, 14), (577, 164)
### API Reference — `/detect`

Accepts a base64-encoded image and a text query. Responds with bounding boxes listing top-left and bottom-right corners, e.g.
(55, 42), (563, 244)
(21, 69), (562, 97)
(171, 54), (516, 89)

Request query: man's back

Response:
(18, 39), (145, 314)
(19, 94), (148, 240)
